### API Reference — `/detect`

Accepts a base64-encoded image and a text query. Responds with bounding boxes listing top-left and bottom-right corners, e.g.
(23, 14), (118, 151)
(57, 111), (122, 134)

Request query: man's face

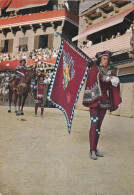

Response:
(39, 77), (44, 81)
(21, 60), (25, 65)
(100, 56), (109, 67)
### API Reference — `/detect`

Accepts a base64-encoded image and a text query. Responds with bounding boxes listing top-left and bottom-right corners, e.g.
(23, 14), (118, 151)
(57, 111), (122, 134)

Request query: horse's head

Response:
(31, 68), (36, 79)
(26, 68), (36, 83)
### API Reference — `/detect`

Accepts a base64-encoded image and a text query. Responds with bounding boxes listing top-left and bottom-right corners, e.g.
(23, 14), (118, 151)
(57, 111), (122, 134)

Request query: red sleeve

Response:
(109, 71), (122, 111)
(110, 85), (122, 112)
(85, 65), (99, 89)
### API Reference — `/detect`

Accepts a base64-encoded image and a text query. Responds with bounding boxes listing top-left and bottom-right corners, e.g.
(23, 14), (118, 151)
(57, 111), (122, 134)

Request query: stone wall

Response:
(0, 94), (35, 107)
(114, 83), (134, 118)
(0, 25), (63, 55)
(1, 83), (133, 118)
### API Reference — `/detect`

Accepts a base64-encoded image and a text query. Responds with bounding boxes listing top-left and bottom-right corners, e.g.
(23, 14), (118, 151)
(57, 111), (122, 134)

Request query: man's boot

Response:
(90, 151), (97, 160)
(96, 149), (103, 157)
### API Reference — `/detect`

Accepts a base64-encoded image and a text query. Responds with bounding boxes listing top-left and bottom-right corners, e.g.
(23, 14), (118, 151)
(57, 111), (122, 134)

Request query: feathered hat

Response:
(95, 50), (112, 59)
(38, 70), (45, 80)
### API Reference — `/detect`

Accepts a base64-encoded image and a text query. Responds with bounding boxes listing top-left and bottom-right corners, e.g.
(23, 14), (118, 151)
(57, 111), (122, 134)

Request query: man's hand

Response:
(111, 76), (120, 87)
(102, 75), (111, 82)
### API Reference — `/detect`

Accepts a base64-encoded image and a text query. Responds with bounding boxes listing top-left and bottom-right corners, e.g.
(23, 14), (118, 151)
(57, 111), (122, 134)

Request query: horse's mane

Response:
(23, 68), (36, 84)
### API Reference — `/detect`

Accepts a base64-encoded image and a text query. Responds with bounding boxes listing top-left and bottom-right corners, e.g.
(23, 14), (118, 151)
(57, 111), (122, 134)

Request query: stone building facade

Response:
(73, 0), (134, 117)
(0, 0), (80, 58)
(0, 0), (80, 107)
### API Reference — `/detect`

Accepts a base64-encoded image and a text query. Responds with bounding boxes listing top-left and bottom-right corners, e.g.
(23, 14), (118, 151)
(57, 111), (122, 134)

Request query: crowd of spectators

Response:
(0, 72), (13, 95)
(105, 26), (132, 41)
(28, 47), (59, 61)
(0, 47), (59, 62)
(0, 46), (59, 95)
(0, 53), (11, 62)
(0, 68), (53, 96)
(81, 25), (132, 49)
(0, 69), (54, 96)
(0, 51), (25, 62)
(36, 69), (53, 85)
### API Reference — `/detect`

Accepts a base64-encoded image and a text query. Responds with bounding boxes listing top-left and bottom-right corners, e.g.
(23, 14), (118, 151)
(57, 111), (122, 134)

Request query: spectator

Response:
(111, 35), (115, 39)
(126, 26), (132, 33)
(86, 39), (93, 47)
(64, 0), (69, 11)
(116, 32), (121, 38)
(53, 4), (57, 10)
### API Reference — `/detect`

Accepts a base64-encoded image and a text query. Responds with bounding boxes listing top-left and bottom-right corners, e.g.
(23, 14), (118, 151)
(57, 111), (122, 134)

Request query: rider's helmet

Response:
(20, 58), (26, 64)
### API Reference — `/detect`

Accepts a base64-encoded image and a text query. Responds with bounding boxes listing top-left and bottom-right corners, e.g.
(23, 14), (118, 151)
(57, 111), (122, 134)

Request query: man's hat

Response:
(95, 50), (112, 59)
(20, 58), (26, 63)
(38, 73), (45, 80)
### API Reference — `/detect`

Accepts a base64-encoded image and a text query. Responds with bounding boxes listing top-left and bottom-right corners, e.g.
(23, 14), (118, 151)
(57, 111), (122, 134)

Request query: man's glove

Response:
(111, 76), (120, 87)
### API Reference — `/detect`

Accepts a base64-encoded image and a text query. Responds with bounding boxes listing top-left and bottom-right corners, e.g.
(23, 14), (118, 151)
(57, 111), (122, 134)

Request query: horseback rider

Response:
(13, 58), (28, 91)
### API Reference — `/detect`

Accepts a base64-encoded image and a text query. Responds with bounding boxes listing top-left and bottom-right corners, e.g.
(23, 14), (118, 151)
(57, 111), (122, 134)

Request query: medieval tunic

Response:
(34, 81), (47, 115)
(16, 64), (28, 78)
(83, 65), (121, 111)
(13, 64), (28, 87)
(83, 65), (122, 152)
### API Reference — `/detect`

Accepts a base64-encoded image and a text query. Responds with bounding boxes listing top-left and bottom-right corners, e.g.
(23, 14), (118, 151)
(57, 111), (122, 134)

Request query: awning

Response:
(72, 7), (134, 42)
(0, 59), (35, 70)
(0, 58), (57, 70)
(7, 0), (49, 12)
(40, 57), (57, 65)
(0, 9), (78, 29)
(0, 0), (11, 9)
(79, 0), (102, 15)
(0, 60), (20, 70)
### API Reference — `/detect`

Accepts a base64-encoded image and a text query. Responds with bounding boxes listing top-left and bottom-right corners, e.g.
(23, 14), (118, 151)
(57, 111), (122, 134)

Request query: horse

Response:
(16, 68), (36, 115)
(8, 74), (24, 113)
(8, 68), (36, 114)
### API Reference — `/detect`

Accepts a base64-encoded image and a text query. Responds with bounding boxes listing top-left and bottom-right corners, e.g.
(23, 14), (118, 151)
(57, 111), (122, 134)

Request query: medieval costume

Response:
(13, 58), (28, 90)
(34, 74), (47, 117)
(83, 50), (122, 160)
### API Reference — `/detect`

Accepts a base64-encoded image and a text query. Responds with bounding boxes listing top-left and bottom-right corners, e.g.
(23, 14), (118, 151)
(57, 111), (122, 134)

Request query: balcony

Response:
(82, 32), (133, 59)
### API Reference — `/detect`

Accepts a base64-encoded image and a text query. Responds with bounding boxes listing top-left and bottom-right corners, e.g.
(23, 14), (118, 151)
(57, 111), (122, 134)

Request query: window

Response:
(19, 37), (28, 51)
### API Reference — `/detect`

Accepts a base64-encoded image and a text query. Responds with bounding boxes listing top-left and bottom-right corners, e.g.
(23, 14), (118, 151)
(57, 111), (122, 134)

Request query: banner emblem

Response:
(63, 50), (75, 90)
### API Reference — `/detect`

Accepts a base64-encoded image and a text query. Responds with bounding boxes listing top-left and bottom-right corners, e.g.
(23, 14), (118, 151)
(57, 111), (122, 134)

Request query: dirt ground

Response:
(0, 105), (134, 195)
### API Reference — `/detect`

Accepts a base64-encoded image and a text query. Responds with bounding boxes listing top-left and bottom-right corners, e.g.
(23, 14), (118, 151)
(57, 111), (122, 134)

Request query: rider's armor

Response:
(15, 64), (28, 78)
(13, 64), (28, 89)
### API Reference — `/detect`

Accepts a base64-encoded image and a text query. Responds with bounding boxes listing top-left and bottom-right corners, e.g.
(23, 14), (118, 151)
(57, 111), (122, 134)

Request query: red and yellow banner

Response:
(47, 37), (91, 133)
